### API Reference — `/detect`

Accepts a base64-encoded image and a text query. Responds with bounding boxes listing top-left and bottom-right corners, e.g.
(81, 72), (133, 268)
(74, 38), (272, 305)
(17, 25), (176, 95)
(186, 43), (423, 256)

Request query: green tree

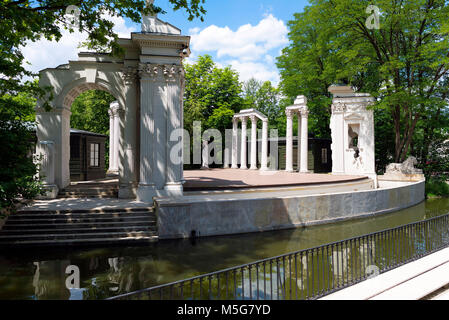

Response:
(71, 90), (115, 135)
(184, 55), (245, 134)
(243, 78), (281, 124)
(278, 0), (449, 164)
(0, 91), (43, 210)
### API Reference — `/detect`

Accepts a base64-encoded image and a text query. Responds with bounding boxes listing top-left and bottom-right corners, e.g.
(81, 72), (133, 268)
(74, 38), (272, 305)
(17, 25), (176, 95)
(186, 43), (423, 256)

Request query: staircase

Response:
(58, 179), (119, 199)
(0, 207), (158, 247)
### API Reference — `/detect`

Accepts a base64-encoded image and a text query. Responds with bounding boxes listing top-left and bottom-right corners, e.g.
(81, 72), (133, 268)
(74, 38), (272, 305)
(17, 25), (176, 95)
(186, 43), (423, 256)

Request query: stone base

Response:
(107, 170), (119, 176)
(164, 183), (184, 197)
(137, 183), (184, 202)
(379, 173), (425, 182)
(136, 184), (158, 202)
(118, 183), (138, 199)
(36, 184), (59, 200)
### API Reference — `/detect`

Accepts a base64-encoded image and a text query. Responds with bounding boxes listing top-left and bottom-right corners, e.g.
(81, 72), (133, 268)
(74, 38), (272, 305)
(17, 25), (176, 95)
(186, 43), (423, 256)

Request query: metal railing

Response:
(108, 213), (449, 300)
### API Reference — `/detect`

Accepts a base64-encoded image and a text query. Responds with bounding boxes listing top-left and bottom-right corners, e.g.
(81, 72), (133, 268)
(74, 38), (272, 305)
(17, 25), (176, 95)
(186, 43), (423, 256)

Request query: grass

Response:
(426, 179), (449, 198)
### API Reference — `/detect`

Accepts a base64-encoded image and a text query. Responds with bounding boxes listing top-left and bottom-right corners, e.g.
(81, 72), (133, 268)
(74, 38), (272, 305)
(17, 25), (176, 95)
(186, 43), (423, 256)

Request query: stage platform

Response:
(183, 169), (368, 191)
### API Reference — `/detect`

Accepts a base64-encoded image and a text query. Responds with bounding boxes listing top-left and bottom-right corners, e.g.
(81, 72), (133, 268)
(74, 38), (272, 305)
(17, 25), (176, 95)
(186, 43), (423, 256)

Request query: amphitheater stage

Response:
(183, 169), (368, 192)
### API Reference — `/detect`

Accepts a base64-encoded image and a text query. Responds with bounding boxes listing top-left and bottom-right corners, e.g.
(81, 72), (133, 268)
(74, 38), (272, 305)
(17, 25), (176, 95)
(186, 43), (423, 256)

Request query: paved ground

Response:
(183, 169), (367, 190)
(321, 247), (449, 300)
(20, 170), (368, 212)
(18, 198), (153, 212)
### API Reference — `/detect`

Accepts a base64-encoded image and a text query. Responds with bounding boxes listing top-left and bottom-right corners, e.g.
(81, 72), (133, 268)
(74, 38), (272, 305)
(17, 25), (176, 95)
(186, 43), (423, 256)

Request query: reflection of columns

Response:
(286, 110), (294, 172)
(250, 115), (258, 170)
(240, 116), (248, 170)
(261, 120), (268, 171)
(300, 110), (309, 173)
(231, 118), (239, 169)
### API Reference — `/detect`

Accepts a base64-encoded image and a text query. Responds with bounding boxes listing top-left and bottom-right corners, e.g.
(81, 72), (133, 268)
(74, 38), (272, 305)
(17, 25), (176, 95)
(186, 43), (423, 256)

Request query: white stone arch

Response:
(36, 56), (131, 192)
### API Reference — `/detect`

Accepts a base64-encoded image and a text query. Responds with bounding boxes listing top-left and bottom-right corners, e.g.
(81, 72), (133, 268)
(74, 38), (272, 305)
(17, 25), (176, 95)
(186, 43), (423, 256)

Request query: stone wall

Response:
(156, 180), (425, 240)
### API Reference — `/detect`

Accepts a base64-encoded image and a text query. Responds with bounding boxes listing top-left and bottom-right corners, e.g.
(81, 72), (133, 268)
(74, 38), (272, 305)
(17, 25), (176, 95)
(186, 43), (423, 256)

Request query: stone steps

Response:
(0, 209), (158, 247)
(57, 184), (119, 199)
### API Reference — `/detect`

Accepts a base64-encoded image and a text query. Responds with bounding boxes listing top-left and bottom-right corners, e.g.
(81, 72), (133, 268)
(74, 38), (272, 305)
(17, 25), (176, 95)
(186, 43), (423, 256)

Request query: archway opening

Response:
(67, 88), (117, 184)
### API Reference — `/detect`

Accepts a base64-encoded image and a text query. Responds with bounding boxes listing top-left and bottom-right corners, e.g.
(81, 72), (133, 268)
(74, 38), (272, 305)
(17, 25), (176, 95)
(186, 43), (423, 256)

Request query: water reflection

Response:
(0, 198), (448, 300)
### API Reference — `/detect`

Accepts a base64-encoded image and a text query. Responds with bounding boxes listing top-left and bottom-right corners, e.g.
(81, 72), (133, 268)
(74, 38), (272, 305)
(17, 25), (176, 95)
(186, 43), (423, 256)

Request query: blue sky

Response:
(22, 0), (309, 86)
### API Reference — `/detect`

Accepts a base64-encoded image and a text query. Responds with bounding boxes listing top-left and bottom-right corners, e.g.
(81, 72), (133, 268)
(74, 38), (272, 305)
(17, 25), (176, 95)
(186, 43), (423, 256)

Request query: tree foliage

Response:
(278, 0), (449, 165)
(243, 78), (281, 125)
(0, 91), (43, 210)
(184, 55), (245, 133)
(71, 90), (115, 135)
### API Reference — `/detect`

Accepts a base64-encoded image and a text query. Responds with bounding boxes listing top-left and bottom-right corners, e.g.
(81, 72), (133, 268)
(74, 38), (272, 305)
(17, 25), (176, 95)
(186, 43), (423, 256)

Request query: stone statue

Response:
(386, 156), (423, 175)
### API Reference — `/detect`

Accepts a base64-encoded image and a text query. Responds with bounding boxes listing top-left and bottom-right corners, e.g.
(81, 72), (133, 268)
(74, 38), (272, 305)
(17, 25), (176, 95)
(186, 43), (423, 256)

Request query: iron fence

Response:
(108, 213), (449, 300)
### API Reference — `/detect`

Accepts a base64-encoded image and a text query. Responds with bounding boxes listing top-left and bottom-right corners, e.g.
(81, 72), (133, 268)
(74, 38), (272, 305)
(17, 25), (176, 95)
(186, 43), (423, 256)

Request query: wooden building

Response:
(69, 129), (108, 182)
(275, 136), (332, 173)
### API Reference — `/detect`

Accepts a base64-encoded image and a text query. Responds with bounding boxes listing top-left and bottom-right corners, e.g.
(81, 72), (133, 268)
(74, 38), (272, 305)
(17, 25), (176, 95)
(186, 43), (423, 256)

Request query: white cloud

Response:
(226, 60), (280, 84)
(190, 14), (288, 61)
(21, 13), (137, 74)
(189, 14), (288, 85)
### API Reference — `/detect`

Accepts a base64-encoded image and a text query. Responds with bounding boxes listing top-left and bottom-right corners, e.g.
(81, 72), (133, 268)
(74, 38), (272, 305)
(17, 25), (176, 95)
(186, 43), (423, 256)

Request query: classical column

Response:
(240, 116), (248, 169)
(108, 106), (116, 173)
(137, 65), (157, 201)
(300, 109), (309, 173)
(250, 115), (258, 170)
(261, 120), (268, 171)
(112, 105), (121, 173)
(297, 113), (302, 172)
(231, 117), (239, 169)
(285, 110), (294, 172)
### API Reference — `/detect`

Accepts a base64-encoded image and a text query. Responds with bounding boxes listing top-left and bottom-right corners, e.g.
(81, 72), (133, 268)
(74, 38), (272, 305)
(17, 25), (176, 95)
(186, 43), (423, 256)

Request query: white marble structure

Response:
(36, 141), (59, 199)
(232, 109), (269, 171)
(36, 0), (190, 200)
(285, 96), (309, 173)
(328, 85), (376, 179)
(107, 101), (122, 174)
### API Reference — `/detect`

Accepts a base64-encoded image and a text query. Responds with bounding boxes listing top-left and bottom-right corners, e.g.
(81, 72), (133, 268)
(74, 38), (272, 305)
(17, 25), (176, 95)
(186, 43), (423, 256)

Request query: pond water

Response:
(0, 198), (448, 300)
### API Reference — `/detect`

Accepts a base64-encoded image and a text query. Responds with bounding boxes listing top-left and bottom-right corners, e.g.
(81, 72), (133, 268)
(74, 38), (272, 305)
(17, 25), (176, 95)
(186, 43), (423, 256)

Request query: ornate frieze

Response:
(138, 63), (184, 82)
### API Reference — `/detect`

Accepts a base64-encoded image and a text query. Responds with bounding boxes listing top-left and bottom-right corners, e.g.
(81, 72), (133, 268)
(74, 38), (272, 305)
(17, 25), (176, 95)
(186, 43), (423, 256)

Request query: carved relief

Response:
(139, 63), (184, 82)
(331, 102), (346, 113)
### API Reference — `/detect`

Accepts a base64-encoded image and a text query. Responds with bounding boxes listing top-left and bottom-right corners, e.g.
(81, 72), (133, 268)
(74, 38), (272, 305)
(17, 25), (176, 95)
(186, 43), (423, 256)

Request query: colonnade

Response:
(285, 96), (309, 173)
(231, 109), (269, 171)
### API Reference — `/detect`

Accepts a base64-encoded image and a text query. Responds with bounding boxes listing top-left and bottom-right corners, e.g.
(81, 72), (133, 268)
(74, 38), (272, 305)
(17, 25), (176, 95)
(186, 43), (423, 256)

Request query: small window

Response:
(90, 143), (100, 167)
(321, 148), (328, 164)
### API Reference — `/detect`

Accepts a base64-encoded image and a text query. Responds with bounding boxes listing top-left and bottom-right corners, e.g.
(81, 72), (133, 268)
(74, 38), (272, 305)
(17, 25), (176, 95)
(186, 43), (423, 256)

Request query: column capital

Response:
(300, 109), (309, 117)
(286, 109), (294, 118)
(110, 103), (124, 117)
(249, 115), (258, 123)
(122, 66), (139, 85)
